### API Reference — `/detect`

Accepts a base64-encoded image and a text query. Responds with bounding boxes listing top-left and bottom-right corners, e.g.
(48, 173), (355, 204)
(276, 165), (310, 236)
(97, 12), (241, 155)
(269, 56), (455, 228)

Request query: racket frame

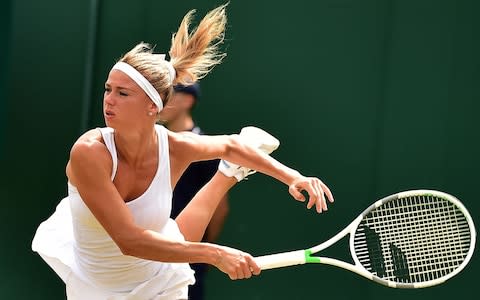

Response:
(255, 190), (476, 289)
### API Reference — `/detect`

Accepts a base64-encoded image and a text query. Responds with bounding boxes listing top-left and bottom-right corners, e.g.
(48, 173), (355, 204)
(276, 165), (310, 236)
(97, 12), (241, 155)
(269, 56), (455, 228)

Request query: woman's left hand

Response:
(288, 176), (334, 213)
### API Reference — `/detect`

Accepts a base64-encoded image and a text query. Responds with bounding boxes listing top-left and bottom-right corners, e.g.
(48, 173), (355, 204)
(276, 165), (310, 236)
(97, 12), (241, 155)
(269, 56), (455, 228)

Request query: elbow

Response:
(116, 239), (136, 257)
(223, 135), (242, 159)
(113, 231), (142, 257)
(118, 241), (136, 256)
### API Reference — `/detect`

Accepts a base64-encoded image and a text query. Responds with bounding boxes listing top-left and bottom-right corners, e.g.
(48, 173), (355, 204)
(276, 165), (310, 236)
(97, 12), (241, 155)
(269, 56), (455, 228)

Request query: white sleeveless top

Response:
(32, 125), (195, 299)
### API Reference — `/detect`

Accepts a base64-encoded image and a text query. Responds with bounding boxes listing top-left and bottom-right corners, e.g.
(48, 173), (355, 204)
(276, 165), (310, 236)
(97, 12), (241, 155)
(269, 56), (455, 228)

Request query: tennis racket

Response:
(254, 190), (476, 288)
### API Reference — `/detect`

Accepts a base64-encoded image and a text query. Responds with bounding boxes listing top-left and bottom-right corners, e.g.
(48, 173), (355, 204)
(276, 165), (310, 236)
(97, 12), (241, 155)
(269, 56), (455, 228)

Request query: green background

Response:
(2, 0), (478, 299)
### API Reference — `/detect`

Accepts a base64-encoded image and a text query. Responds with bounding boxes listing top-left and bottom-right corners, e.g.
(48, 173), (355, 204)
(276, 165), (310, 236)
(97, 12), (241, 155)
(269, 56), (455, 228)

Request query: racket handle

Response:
(254, 250), (306, 270)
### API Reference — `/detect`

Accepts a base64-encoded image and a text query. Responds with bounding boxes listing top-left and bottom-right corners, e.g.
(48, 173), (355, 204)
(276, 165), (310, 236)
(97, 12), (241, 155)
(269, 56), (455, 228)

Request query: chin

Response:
(104, 119), (115, 128)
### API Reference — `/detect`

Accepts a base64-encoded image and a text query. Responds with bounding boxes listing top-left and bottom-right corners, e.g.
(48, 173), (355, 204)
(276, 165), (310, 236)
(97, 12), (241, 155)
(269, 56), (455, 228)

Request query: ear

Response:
(148, 101), (158, 114)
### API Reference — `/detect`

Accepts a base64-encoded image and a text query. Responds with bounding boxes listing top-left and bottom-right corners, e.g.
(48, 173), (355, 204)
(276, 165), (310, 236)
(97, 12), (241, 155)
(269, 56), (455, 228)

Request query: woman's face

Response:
(103, 70), (154, 129)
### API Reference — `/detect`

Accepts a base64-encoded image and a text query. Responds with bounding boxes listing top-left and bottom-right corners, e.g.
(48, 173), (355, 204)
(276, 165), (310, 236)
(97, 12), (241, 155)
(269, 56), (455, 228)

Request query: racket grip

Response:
(254, 250), (306, 270)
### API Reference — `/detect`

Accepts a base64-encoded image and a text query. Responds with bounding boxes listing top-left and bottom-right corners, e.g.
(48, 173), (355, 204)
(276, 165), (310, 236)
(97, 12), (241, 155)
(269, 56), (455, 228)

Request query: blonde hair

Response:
(118, 3), (228, 106)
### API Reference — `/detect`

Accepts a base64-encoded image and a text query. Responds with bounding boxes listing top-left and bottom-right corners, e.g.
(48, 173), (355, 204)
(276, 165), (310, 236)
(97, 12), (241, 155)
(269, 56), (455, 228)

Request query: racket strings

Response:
(358, 208), (470, 257)
(353, 195), (471, 283)
(378, 198), (470, 268)
(374, 197), (466, 282)
(371, 198), (468, 283)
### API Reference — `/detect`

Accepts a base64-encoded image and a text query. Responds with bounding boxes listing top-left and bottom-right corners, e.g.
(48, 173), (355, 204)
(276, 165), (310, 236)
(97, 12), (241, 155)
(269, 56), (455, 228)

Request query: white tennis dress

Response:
(32, 125), (195, 300)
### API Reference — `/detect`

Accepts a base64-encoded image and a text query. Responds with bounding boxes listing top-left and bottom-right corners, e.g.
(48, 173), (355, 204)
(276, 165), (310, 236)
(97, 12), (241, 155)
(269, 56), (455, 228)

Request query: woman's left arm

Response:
(169, 130), (334, 213)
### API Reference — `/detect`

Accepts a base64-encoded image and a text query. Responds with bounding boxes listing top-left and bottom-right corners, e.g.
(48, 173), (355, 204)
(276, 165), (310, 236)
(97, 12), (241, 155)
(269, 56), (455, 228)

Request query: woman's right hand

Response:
(213, 245), (261, 280)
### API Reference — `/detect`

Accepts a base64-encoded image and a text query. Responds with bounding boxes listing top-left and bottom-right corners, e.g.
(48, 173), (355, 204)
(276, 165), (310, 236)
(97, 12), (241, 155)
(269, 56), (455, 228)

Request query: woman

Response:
(32, 4), (334, 299)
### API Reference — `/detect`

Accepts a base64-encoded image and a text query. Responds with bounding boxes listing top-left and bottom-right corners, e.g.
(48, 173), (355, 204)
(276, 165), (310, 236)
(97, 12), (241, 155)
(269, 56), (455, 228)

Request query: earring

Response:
(148, 112), (154, 116)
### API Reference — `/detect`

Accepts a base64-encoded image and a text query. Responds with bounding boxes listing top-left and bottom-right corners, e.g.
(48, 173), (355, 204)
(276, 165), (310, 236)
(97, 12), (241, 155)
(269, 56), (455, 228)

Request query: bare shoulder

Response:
(167, 129), (199, 149)
(167, 129), (229, 145)
(166, 128), (230, 163)
(71, 129), (108, 159)
(166, 129), (214, 155)
(67, 129), (112, 183)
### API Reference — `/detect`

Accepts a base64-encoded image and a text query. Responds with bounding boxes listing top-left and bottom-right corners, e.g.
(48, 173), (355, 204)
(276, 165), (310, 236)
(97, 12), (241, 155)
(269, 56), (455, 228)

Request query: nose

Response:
(104, 92), (115, 106)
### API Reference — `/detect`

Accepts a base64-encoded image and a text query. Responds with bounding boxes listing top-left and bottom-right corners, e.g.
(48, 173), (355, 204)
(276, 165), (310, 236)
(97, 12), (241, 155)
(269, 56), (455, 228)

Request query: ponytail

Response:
(116, 3), (228, 108)
(169, 3), (228, 85)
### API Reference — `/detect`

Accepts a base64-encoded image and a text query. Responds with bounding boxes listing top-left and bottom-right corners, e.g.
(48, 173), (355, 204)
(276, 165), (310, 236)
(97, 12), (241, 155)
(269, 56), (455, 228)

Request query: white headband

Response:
(163, 61), (176, 86)
(111, 58), (176, 112)
(155, 54), (177, 85)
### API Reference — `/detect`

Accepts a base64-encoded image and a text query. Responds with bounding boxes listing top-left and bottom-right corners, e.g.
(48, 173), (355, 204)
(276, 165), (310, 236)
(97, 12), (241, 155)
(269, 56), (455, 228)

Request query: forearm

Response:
(206, 195), (229, 242)
(223, 137), (301, 185)
(121, 228), (220, 265)
(175, 172), (235, 242)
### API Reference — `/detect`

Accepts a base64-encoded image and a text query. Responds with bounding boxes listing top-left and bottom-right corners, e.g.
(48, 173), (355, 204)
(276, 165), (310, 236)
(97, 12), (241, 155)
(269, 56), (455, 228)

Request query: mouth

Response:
(104, 110), (115, 118)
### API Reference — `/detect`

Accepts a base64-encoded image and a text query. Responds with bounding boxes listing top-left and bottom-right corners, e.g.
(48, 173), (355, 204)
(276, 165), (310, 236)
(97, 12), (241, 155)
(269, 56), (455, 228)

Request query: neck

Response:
(166, 113), (195, 132)
(113, 126), (157, 166)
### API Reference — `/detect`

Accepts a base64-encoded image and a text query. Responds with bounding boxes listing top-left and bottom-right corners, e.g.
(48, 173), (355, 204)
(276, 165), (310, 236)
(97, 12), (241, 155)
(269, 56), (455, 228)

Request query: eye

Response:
(104, 87), (111, 94)
(119, 91), (129, 97)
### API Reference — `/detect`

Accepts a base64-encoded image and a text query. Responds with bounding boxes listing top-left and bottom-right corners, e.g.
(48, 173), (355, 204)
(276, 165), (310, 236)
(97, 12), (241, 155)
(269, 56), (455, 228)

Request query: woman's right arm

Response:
(67, 137), (258, 279)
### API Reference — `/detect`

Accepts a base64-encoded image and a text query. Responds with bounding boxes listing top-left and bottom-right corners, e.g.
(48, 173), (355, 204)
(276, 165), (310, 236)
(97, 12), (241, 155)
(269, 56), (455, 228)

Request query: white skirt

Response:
(32, 198), (195, 300)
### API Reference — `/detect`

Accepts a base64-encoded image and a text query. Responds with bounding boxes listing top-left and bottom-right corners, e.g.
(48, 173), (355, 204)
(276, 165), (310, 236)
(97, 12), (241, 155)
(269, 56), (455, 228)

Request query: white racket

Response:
(254, 190), (476, 288)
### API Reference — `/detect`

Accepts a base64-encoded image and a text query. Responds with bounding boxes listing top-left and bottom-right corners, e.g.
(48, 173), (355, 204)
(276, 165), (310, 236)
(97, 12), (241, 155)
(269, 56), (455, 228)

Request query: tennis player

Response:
(32, 4), (334, 299)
